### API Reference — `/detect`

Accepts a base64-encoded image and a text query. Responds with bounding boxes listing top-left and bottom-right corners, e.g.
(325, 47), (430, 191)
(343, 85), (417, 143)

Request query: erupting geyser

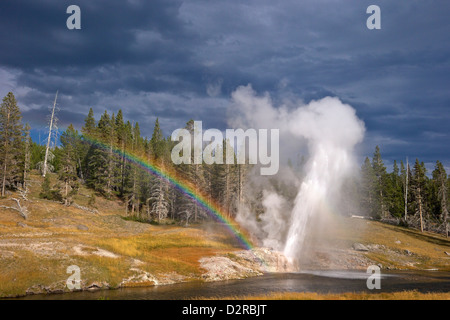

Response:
(229, 85), (365, 262)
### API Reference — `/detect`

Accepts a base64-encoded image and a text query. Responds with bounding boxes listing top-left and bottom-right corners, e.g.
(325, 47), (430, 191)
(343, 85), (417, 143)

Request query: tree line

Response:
(0, 92), (248, 225)
(358, 146), (449, 236)
(0, 91), (448, 235)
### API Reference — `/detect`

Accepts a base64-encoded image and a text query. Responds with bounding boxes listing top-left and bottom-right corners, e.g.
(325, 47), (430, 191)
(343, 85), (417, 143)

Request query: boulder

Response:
(352, 243), (369, 252)
(404, 249), (412, 256)
(76, 224), (89, 231)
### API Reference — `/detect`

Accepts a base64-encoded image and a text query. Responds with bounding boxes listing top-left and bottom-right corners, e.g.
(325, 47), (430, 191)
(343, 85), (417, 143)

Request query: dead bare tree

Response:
(17, 186), (31, 202)
(0, 190), (29, 219)
(404, 157), (408, 221)
(72, 202), (99, 214)
(43, 91), (58, 177)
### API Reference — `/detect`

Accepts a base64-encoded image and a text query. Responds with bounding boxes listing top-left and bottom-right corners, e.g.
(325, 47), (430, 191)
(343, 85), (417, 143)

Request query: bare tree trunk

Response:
(1, 109), (11, 197)
(238, 164), (245, 210)
(131, 168), (136, 216)
(77, 157), (84, 181)
(64, 180), (69, 206)
(418, 187), (424, 232)
(136, 199), (140, 219)
(225, 164), (230, 217)
(120, 140), (125, 195)
(404, 159), (409, 221)
(1, 160), (7, 197)
(378, 175), (385, 218)
(107, 126), (114, 197)
(439, 174), (448, 237)
(194, 204), (197, 223)
(106, 144), (112, 198)
(23, 133), (30, 189)
(146, 198), (151, 220)
(43, 91), (58, 177)
(193, 164), (198, 222)
(0, 197), (28, 219)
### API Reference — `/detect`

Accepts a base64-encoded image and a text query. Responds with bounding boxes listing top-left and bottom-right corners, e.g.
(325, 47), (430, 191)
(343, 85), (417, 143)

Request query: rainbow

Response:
(82, 135), (255, 250)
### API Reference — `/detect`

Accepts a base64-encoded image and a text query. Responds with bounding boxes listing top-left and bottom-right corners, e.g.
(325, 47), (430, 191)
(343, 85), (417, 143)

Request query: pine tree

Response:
(114, 110), (126, 195)
(40, 175), (52, 199)
(87, 111), (114, 196)
(129, 122), (143, 214)
(400, 160), (410, 220)
(23, 123), (31, 189)
(82, 108), (97, 137)
(150, 118), (164, 160)
(412, 158), (426, 232)
(30, 141), (44, 170)
(432, 161), (448, 236)
(122, 120), (134, 213)
(389, 160), (404, 217)
(372, 146), (388, 218)
(360, 156), (378, 217)
(0, 92), (23, 196)
(59, 125), (79, 205)
(208, 140), (238, 218)
(81, 108), (97, 182)
(149, 176), (169, 222)
(60, 124), (84, 177)
(39, 174), (61, 201)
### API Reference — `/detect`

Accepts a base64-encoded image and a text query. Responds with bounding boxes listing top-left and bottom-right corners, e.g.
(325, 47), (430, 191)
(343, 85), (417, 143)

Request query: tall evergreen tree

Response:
(114, 110), (126, 195)
(0, 92), (23, 196)
(432, 161), (448, 236)
(360, 156), (378, 217)
(400, 160), (410, 220)
(149, 176), (169, 222)
(389, 160), (404, 217)
(82, 108), (97, 137)
(59, 131), (78, 205)
(23, 123), (31, 188)
(372, 146), (388, 218)
(412, 158), (426, 232)
(87, 111), (114, 196)
(150, 118), (164, 160)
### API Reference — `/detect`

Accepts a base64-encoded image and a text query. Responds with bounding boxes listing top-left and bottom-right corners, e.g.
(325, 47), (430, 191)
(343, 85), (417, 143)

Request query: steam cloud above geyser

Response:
(228, 85), (365, 261)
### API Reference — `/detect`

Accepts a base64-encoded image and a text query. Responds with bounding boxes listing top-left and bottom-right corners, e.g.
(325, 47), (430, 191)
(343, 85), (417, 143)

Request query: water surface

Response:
(16, 270), (450, 300)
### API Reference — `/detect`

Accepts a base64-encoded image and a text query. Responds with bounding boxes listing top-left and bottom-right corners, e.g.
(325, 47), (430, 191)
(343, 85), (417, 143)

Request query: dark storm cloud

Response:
(0, 0), (449, 168)
(0, 0), (189, 68)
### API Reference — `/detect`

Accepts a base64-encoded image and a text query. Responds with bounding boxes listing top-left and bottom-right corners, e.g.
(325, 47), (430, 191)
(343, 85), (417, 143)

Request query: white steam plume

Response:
(229, 85), (365, 261)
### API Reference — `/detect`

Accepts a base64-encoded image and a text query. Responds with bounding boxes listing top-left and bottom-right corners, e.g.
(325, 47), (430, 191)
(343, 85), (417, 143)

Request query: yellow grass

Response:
(313, 214), (450, 270)
(1, 172), (449, 298)
(94, 231), (236, 276)
(210, 291), (450, 300)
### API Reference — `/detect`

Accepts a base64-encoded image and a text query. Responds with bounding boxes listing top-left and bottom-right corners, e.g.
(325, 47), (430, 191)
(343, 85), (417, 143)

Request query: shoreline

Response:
(2, 247), (295, 299)
(6, 268), (450, 300)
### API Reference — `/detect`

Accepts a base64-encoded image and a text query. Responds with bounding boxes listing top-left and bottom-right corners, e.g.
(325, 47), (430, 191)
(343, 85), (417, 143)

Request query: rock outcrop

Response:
(199, 248), (296, 281)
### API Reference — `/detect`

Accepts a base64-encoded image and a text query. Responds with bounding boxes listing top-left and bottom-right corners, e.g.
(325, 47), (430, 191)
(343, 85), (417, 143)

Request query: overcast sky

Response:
(0, 0), (449, 171)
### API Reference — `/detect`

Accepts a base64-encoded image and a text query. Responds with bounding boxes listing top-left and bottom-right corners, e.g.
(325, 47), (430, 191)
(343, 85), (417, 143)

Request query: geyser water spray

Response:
(229, 86), (365, 262)
(282, 98), (365, 260)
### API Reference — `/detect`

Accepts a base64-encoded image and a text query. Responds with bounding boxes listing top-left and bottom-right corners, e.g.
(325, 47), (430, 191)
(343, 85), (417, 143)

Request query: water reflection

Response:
(15, 270), (450, 300)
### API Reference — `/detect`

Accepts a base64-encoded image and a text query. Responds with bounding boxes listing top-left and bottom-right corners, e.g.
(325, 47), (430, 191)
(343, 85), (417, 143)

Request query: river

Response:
(15, 270), (450, 300)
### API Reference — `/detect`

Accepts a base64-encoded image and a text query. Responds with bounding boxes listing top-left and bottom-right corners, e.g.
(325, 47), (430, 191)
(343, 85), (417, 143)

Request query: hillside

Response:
(0, 172), (449, 298)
